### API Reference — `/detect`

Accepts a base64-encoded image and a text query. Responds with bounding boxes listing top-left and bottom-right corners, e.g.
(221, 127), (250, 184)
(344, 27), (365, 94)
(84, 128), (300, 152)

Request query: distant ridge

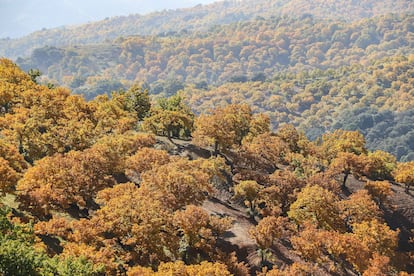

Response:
(1, 0), (413, 59)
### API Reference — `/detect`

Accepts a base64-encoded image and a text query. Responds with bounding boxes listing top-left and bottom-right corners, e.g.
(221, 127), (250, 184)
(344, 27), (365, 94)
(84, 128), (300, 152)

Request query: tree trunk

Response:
(213, 140), (219, 156)
(342, 172), (349, 188)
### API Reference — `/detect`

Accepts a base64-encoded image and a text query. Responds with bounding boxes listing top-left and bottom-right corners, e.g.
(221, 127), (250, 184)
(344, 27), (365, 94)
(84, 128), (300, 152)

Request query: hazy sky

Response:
(0, 0), (218, 39)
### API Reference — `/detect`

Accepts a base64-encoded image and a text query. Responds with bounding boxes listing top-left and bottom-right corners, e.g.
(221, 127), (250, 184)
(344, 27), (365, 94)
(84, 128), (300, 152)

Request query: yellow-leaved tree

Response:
(288, 185), (345, 231)
(393, 161), (414, 193)
(193, 104), (268, 155)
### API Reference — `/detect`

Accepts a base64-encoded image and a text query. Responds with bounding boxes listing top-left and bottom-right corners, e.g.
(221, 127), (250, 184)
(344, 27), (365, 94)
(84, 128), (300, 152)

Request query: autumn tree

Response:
(0, 76), (137, 163)
(233, 180), (263, 218)
(328, 152), (366, 188)
(36, 183), (180, 272)
(264, 170), (305, 215)
(140, 157), (224, 210)
(93, 184), (179, 267)
(142, 94), (194, 139)
(258, 262), (319, 276)
(0, 158), (20, 194)
(288, 185), (344, 231)
(0, 58), (36, 114)
(173, 205), (232, 263)
(249, 216), (292, 266)
(0, 86), (74, 161)
(92, 132), (156, 174)
(291, 222), (371, 273)
(352, 219), (399, 258)
(362, 254), (392, 276)
(255, 186), (283, 217)
(90, 92), (137, 134)
(276, 124), (301, 153)
(237, 133), (288, 173)
(17, 133), (154, 215)
(243, 113), (270, 143)
(16, 148), (116, 216)
(306, 172), (341, 194)
(321, 130), (367, 161)
(364, 180), (393, 206)
(0, 140), (28, 193)
(125, 147), (170, 183)
(364, 150), (396, 180)
(193, 104), (267, 155)
(1, 85), (101, 162)
(393, 161), (414, 193)
(339, 189), (381, 227)
(128, 261), (231, 276)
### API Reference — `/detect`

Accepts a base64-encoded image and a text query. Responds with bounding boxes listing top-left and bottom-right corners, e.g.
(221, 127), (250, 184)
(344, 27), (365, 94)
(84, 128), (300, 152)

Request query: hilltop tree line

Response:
(0, 59), (413, 275)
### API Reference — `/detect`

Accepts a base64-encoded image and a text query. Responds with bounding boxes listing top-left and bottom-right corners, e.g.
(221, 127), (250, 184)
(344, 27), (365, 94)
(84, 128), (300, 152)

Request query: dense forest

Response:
(1, 0), (414, 274)
(13, 12), (414, 161)
(0, 58), (413, 275)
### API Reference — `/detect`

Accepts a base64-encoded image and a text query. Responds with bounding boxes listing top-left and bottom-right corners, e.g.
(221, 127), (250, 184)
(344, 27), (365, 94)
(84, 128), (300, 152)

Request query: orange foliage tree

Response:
(0, 140), (28, 193)
(328, 152), (366, 188)
(193, 104), (268, 155)
(339, 189), (381, 227)
(173, 205), (232, 263)
(140, 157), (225, 210)
(17, 133), (154, 216)
(128, 261), (231, 276)
(36, 183), (180, 272)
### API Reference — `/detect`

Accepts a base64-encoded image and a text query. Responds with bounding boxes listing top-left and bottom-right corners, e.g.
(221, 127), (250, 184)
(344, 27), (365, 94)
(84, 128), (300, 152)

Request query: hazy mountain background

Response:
(2, 0), (413, 59)
(0, 0), (218, 38)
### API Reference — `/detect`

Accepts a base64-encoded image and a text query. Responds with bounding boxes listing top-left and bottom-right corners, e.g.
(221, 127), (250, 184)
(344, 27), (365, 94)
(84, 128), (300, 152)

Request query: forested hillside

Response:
(0, 59), (413, 275)
(2, 0), (414, 275)
(14, 12), (414, 161)
(182, 55), (414, 161)
(17, 14), (414, 95)
(1, 0), (413, 59)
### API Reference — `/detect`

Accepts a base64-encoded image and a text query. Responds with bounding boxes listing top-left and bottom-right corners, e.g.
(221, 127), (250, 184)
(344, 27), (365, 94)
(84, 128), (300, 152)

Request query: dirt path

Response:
(202, 198), (256, 249)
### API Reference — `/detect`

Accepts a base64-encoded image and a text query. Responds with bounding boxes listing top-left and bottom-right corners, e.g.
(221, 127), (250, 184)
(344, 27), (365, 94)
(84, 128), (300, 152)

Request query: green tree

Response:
(0, 205), (100, 275)
(124, 84), (151, 121)
(27, 69), (41, 84)
(142, 95), (194, 139)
